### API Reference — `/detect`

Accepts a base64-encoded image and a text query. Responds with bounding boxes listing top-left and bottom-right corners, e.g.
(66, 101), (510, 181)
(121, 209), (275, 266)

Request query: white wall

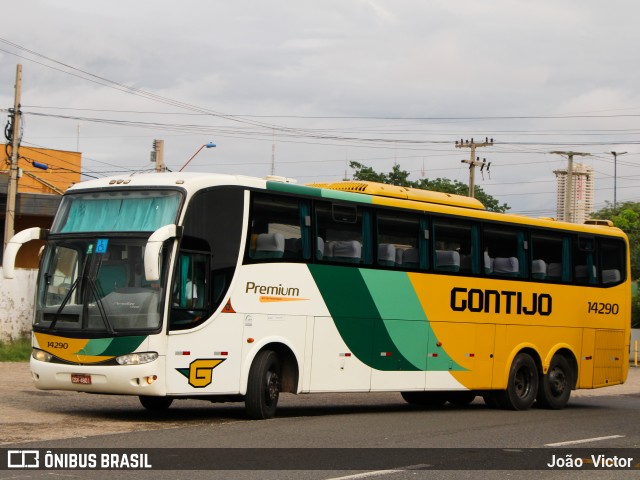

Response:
(0, 268), (37, 342)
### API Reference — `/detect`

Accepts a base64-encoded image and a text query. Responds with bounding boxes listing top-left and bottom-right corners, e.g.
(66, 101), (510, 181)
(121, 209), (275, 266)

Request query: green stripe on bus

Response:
(77, 336), (146, 357)
(309, 264), (416, 371)
(309, 265), (464, 372)
(359, 269), (431, 370)
(359, 269), (463, 371)
(266, 182), (373, 204)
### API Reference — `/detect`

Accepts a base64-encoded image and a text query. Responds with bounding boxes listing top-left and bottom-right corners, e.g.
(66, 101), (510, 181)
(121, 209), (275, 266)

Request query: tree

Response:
(349, 161), (510, 213)
(591, 201), (640, 328)
(591, 201), (640, 281)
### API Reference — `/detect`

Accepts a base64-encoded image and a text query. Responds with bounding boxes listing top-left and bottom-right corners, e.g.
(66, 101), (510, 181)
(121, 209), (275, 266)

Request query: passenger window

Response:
(598, 238), (625, 286)
(433, 220), (477, 274)
(531, 233), (570, 282)
(248, 194), (309, 261)
(483, 226), (526, 278)
(377, 211), (427, 269)
(315, 202), (371, 265)
(573, 236), (597, 285)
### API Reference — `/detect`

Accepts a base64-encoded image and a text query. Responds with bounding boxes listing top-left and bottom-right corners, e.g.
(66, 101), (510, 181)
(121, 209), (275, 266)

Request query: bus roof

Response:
(65, 172), (626, 239)
(65, 172), (269, 192)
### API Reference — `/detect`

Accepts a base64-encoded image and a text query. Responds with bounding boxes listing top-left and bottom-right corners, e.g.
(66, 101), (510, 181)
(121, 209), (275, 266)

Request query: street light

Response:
(179, 142), (217, 172)
(610, 151), (627, 210)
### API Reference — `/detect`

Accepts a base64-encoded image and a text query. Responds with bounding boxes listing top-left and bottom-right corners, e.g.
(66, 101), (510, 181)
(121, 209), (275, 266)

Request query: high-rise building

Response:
(554, 163), (594, 224)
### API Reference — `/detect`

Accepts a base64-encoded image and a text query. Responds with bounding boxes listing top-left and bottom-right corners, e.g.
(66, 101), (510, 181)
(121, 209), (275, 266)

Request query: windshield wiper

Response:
(49, 277), (80, 331)
(87, 278), (115, 335)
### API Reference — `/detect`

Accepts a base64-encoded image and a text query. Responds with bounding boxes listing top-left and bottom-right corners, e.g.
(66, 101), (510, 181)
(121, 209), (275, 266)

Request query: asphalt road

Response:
(1, 362), (639, 479)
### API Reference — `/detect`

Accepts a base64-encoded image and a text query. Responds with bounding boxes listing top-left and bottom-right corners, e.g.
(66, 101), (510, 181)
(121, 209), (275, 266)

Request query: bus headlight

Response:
(32, 349), (53, 362)
(115, 352), (158, 365)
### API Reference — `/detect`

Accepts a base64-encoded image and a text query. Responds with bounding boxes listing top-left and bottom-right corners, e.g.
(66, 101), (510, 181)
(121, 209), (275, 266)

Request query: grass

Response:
(0, 336), (32, 362)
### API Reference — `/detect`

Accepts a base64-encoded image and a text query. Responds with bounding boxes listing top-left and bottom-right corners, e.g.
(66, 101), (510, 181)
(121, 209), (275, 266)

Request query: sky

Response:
(1, 0), (640, 216)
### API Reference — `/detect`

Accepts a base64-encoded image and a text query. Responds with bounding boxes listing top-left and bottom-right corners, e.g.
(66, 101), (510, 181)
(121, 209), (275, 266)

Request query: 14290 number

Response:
(587, 302), (619, 315)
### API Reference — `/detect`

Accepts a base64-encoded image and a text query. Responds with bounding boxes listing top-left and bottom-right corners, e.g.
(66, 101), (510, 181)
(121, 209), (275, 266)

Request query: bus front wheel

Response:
(139, 395), (173, 411)
(537, 354), (573, 409)
(245, 350), (281, 420)
(498, 352), (539, 410)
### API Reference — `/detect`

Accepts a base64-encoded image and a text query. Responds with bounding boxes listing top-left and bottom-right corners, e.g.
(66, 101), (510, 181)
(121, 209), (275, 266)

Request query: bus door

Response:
(165, 250), (243, 395)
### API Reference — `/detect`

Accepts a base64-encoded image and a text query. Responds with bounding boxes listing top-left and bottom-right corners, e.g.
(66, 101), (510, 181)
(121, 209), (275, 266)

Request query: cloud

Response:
(2, 1), (640, 213)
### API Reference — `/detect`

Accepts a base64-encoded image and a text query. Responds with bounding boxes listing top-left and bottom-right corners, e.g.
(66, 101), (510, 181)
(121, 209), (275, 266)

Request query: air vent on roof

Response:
(584, 219), (614, 227)
(305, 180), (485, 210)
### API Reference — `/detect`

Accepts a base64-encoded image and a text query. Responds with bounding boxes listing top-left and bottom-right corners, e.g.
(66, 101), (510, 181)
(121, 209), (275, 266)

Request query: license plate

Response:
(71, 373), (92, 385)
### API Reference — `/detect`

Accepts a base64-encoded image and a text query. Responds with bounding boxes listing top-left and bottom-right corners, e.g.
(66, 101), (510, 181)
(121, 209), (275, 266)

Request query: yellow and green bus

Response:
(4, 172), (630, 419)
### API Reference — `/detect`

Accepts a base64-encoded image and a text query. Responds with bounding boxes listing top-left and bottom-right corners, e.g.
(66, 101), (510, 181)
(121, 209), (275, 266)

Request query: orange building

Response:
(1, 146), (82, 267)
(2, 146), (81, 195)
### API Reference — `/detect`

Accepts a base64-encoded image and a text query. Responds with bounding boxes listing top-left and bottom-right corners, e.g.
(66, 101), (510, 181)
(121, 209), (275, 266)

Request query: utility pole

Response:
(4, 64), (22, 254)
(271, 141), (275, 176)
(610, 151), (627, 210)
(551, 151), (590, 223)
(270, 129), (277, 176)
(151, 139), (165, 172)
(455, 137), (494, 197)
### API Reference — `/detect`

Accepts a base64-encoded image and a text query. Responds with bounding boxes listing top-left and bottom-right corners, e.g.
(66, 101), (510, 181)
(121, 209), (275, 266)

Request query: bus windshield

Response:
(51, 190), (181, 233)
(35, 237), (167, 333)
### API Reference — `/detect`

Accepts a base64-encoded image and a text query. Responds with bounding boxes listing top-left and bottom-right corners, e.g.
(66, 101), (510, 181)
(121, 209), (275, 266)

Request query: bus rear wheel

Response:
(139, 395), (173, 411)
(245, 350), (281, 420)
(537, 354), (573, 409)
(498, 352), (539, 410)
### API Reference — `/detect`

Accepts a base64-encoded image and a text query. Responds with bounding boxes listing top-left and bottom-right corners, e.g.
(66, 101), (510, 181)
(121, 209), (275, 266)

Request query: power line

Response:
(19, 104), (640, 122)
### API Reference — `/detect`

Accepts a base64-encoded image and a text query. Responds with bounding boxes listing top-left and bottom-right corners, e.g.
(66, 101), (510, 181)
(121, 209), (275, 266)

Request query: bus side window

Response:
(531, 233), (570, 282)
(598, 238), (625, 286)
(573, 236), (596, 285)
(247, 194), (308, 262)
(483, 226), (526, 278)
(315, 202), (371, 265)
(174, 253), (208, 309)
(170, 249), (210, 328)
(433, 219), (477, 274)
(376, 211), (425, 270)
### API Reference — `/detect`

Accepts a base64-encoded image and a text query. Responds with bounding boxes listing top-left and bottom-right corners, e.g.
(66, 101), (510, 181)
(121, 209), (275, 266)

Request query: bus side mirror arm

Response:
(144, 224), (181, 282)
(3, 227), (48, 279)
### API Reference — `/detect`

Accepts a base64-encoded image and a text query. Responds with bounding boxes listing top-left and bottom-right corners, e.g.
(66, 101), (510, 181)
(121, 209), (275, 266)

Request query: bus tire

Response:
(139, 395), (173, 411)
(245, 350), (281, 420)
(401, 391), (447, 407)
(537, 354), (573, 409)
(498, 352), (539, 410)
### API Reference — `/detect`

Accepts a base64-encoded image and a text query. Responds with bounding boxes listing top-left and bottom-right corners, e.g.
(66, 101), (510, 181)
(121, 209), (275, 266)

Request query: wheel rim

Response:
(547, 366), (567, 398)
(514, 366), (532, 398)
(265, 370), (280, 406)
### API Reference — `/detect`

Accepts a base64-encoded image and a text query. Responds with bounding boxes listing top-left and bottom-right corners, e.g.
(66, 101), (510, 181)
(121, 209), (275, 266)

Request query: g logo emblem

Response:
(176, 358), (226, 388)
